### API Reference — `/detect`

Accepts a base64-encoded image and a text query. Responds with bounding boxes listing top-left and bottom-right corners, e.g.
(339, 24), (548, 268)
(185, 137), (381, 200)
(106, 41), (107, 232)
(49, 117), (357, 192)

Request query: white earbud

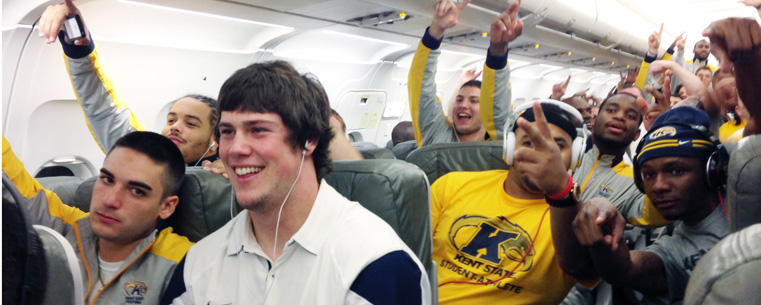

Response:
(303, 140), (310, 156)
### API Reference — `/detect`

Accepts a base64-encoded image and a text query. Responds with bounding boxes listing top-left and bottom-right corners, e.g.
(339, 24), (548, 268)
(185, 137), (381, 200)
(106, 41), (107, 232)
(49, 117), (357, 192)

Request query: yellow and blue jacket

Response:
(2, 136), (193, 305)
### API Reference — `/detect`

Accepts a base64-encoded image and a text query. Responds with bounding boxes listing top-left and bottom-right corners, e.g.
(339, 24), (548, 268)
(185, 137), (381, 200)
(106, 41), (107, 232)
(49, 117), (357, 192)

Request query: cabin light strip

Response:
(272, 50), (379, 65)
(118, 0), (293, 30)
(95, 35), (264, 54)
(3, 24), (34, 31)
(322, 30), (408, 48)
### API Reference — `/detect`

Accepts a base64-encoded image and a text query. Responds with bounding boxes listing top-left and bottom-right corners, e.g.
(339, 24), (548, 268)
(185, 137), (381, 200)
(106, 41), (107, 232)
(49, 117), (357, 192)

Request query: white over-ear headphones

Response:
(503, 99), (587, 171)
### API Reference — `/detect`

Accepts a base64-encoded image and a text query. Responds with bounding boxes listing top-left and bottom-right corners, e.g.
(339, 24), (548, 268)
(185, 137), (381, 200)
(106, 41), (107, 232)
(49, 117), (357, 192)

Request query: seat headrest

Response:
(406, 141), (507, 184)
(391, 140), (418, 160)
(684, 224), (761, 305)
(726, 134), (761, 232)
(35, 225), (85, 305)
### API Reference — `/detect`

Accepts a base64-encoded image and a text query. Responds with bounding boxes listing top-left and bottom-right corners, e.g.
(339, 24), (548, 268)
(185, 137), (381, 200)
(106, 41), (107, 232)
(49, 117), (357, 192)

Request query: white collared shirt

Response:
(172, 181), (430, 305)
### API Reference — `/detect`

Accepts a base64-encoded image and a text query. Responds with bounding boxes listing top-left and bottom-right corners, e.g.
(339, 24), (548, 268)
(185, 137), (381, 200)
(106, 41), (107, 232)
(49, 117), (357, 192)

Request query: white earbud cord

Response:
(272, 149), (306, 259)
(193, 142), (215, 167)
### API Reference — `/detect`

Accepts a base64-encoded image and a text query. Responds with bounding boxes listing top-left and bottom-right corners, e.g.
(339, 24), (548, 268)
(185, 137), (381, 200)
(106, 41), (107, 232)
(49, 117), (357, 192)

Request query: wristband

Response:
(546, 173), (573, 200)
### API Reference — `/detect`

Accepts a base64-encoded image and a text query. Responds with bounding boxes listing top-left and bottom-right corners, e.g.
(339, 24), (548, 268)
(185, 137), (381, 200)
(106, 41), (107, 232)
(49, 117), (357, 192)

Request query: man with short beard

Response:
(671, 40), (717, 94)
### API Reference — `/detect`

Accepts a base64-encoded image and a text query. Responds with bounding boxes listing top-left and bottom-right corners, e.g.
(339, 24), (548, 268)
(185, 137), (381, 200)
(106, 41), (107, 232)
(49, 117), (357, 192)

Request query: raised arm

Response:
(2, 136), (88, 234)
(512, 101), (598, 282)
(703, 17), (761, 135)
(480, 0), (521, 140)
(38, 0), (145, 153)
(407, 0), (471, 147)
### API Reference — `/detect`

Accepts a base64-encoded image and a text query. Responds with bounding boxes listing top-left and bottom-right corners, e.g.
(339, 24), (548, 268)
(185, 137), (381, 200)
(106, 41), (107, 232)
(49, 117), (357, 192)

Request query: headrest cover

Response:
(512, 104), (578, 139)
(636, 107), (715, 167)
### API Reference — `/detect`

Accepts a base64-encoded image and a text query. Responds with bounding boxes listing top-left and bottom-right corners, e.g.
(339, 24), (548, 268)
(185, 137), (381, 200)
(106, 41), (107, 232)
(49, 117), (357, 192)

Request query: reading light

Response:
(399, 11), (407, 18)
(535, 44), (540, 48)
(567, 51), (572, 56)
(481, 32), (488, 37)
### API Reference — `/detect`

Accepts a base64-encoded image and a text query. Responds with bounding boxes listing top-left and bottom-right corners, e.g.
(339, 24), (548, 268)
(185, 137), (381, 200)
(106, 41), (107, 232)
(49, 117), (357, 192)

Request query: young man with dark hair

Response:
(432, 101), (598, 304)
(39, 0), (219, 166)
(570, 107), (729, 304)
(169, 60), (430, 304)
(407, 0), (519, 146)
(2, 131), (193, 305)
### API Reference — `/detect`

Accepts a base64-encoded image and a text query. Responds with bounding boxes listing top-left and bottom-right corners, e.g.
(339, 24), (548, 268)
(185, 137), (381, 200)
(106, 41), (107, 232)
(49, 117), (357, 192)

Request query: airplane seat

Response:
(326, 159), (436, 299)
(348, 131), (364, 142)
(35, 166), (75, 177)
(353, 141), (395, 159)
(683, 224), (761, 305)
(35, 225), (86, 305)
(37, 176), (84, 207)
(391, 140), (417, 160)
(3, 173), (85, 305)
(406, 141), (508, 184)
(385, 139), (394, 149)
(726, 134), (761, 232)
(165, 168), (238, 242)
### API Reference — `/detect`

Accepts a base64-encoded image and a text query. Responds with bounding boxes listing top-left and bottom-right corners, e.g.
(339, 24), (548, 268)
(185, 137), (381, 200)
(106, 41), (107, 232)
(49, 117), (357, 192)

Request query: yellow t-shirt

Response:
(431, 170), (582, 305)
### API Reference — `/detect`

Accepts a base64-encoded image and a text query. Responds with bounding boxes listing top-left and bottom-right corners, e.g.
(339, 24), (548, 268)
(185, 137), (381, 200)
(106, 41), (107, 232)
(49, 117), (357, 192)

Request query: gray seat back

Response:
(391, 140), (418, 160)
(36, 225), (85, 305)
(37, 176), (83, 206)
(726, 134), (761, 232)
(684, 224), (761, 305)
(406, 141), (508, 184)
(355, 143), (395, 159)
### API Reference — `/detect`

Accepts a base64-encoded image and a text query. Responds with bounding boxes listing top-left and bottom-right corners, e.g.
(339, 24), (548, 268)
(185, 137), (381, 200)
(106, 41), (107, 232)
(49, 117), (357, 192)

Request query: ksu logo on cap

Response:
(649, 126), (677, 139)
(124, 281), (148, 304)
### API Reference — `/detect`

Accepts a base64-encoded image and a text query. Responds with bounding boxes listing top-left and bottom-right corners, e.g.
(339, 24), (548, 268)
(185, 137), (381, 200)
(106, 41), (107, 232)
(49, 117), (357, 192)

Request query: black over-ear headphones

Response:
(633, 122), (729, 193)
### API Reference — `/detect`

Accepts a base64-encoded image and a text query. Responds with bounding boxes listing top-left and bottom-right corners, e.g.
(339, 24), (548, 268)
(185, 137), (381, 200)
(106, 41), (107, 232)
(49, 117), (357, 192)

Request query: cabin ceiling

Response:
(222, 0), (759, 72)
(7, 0), (757, 73)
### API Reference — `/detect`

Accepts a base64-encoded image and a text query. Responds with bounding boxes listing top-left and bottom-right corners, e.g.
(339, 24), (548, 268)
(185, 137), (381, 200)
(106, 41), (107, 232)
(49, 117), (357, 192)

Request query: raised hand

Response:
(202, 159), (229, 180)
(459, 68), (482, 84)
(675, 33), (687, 51)
(488, 0), (523, 56)
(38, 0), (90, 45)
(430, 0), (471, 39)
(647, 23), (664, 55)
(625, 66), (640, 84)
(572, 198), (626, 251)
(702, 17), (761, 72)
(551, 75), (571, 100)
(512, 101), (570, 195)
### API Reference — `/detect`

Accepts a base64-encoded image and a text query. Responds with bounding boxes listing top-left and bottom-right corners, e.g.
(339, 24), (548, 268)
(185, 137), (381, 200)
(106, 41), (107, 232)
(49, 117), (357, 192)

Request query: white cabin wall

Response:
(3, 33), (253, 174)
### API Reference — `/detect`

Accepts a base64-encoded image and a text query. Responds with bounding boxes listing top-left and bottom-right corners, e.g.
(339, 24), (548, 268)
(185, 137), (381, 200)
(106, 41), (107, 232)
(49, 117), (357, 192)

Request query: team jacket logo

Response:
(448, 215), (535, 272)
(649, 126), (677, 139)
(124, 281), (148, 304)
(598, 184), (614, 198)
